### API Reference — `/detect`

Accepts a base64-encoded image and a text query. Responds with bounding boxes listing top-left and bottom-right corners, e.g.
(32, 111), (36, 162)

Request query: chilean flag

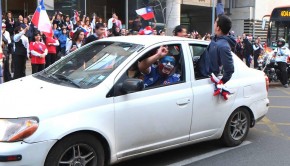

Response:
(136, 7), (155, 20)
(138, 26), (153, 35)
(31, 0), (52, 37)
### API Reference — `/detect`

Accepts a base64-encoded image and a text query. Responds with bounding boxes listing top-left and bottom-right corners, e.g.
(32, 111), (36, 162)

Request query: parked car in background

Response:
(0, 36), (269, 166)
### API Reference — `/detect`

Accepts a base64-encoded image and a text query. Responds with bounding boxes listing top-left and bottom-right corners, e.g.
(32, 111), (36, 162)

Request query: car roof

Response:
(100, 35), (209, 46)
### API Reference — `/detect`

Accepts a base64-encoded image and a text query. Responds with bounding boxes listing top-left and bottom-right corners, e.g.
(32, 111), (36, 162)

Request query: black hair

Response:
(173, 25), (185, 36)
(95, 23), (105, 30)
(72, 29), (85, 42)
(216, 14), (232, 35)
(14, 26), (22, 34)
(32, 31), (42, 42)
(33, 30), (41, 37)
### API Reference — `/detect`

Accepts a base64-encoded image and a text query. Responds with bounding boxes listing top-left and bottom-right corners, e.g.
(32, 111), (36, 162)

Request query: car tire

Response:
(44, 133), (105, 166)
(221, 108), (250, 147)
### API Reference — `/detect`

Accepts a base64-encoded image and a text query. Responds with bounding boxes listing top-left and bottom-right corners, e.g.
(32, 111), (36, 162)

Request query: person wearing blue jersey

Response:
(138, 46), (180, 88)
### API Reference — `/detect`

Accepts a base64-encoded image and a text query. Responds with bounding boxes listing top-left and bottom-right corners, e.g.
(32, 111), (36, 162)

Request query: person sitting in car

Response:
(138, 46), (180, 88)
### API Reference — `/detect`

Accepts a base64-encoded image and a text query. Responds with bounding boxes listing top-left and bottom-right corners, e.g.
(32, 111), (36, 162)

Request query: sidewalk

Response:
(25, 60), (32, 76)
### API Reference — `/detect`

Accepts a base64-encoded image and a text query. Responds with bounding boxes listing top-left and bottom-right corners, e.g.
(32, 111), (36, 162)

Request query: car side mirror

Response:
(120, 78), (144, 94)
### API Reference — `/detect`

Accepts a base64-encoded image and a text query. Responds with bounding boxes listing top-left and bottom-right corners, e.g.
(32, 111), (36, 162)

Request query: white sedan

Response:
(0, 36), (269, 166)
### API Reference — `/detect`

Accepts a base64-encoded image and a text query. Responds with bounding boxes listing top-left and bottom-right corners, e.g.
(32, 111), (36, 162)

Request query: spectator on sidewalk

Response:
(2, 23), (12, 82)
(253, 37), (264, 68)
(242, 33), (253, 67)
(45, 32), (60, 68)
(58, 27), (69, 56)
(13, 26), (30, 79)
(173, 25), (187, 37)
(66, 29), (85, 54)
(29, 31), (48, 74)
(84, 23), (106, 45)
(5, 11), (15, 37)
(132, 16), (142, 32)
(14, 15), (24, 28)
(107, 13), (117, 30)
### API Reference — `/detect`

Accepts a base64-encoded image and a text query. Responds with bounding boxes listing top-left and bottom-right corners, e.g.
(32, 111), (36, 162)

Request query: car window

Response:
(141, 44), (184, 88)
(112, 44), (185, 96)
(189, 44), (207, 80)
(35, 42), (143, 88)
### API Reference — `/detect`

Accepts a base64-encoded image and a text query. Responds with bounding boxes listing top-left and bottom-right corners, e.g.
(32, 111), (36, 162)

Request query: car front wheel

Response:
(45, 133), (105, 166)
(221, 108), (250, 147)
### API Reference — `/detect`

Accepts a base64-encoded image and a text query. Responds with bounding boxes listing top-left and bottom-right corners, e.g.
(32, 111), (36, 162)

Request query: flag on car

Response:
(136, 7), (154, 20)
(31, 0), (53, 37)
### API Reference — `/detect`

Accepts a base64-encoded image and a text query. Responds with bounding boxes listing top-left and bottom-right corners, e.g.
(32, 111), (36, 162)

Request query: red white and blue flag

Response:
(31, 0), (52, 36)
(138, 26), (153, 35)
(136, 7), (154, 20)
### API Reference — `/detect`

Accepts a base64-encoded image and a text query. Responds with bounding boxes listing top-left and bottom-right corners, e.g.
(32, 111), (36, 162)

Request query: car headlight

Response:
(0, 117), (39, 142)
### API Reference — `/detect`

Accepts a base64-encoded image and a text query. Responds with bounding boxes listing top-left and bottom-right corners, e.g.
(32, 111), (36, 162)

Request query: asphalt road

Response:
(114, 83), (290, 166)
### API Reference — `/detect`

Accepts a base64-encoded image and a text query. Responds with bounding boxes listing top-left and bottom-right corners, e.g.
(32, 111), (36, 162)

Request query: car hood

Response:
(0, 76), (106, 119)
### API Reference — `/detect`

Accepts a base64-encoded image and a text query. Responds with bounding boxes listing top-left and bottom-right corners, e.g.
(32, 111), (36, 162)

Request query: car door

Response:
(187, 42), (237, 140)
(113, 42), (193, 158)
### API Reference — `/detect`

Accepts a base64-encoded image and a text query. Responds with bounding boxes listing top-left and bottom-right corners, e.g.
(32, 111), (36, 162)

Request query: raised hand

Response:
(156, 46), (168, 59)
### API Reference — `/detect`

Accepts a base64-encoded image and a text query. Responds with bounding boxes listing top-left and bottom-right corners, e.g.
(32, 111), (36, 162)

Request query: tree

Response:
(149, 0), (180, 35)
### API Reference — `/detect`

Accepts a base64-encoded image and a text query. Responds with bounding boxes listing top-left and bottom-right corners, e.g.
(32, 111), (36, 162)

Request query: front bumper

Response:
(0, 140), (57, 166)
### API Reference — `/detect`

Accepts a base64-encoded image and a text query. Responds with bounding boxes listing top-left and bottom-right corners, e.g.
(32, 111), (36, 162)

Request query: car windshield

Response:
(34, 41), (143, 88)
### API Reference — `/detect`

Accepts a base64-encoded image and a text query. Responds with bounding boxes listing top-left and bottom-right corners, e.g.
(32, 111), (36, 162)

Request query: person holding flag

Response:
(13, 26), (30, 79)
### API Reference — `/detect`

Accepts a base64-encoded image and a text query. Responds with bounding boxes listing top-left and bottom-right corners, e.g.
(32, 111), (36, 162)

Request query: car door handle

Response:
(176, 98), (191, 106)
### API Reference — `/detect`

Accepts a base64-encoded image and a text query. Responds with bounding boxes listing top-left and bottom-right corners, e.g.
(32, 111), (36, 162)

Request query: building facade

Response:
(224, 0), (290, 40)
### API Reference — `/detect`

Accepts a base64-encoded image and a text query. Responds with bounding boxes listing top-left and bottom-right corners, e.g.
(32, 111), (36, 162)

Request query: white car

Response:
(0, 36), (269, 166)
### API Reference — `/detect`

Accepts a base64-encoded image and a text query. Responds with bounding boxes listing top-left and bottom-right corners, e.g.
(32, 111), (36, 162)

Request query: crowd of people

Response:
(0, 11), (289, 87)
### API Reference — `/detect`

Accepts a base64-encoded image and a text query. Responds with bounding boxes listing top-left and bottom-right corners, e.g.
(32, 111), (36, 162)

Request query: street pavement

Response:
(114, 83), (290, 166)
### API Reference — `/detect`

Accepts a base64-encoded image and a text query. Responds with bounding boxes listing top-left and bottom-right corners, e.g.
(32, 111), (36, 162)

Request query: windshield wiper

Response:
(51, 73), (82, 88)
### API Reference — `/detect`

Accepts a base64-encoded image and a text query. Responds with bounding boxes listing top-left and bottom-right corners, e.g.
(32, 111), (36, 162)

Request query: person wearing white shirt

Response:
(107, 13), (117, 30)
(13, 26), (30, 79)
(274, 38), (290, 88)
(2, 23), (12, 82)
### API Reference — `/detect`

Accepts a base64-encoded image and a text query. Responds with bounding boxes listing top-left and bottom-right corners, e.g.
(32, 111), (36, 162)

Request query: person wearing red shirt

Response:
(45, 32), (59, 68)
(29, 31), (48, 74)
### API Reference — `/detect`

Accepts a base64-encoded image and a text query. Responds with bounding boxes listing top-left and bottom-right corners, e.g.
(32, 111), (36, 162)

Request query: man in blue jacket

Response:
(199, 14), (234, 84)
(199, 14), (235, 100)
